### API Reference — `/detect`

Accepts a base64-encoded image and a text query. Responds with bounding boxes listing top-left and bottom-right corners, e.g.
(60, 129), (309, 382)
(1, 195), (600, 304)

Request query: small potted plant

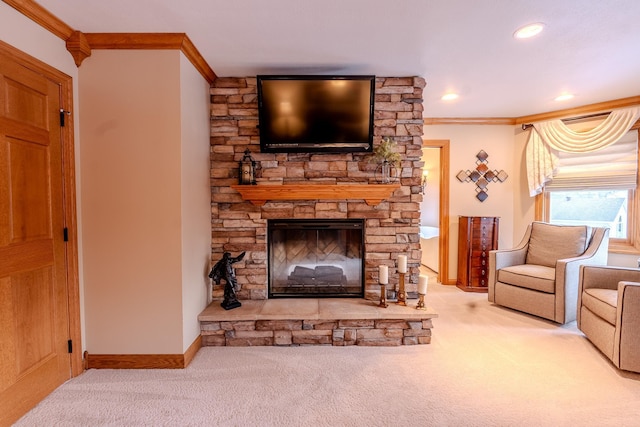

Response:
(369, 136), (400, 183)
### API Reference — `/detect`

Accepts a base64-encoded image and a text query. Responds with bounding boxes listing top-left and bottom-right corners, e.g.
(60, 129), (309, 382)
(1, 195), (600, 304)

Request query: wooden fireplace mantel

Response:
(230, 184), (400, 206)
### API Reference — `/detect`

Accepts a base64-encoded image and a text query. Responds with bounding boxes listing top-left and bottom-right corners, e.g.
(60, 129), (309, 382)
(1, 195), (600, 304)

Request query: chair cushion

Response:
(526, 222), (591, 268)
(497, 264), (556, 293)
(582, 288), (618, 326)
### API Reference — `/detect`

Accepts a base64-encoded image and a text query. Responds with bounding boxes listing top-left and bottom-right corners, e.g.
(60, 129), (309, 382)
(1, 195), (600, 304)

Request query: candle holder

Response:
(396, 272), (407, 306)
(379, 283), (388, 308)
(416, 292), (426, 310)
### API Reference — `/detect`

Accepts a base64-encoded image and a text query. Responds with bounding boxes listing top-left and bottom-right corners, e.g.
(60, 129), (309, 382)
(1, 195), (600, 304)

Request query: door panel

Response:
(0, 49), (70, 426)
(9, 137), (52, 241)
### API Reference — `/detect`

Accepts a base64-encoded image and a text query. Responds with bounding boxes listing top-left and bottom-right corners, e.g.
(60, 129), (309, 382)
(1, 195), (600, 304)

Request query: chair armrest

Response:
(619, 281), (640, 297)
(490, 224), (531, 270)
(491, 247), (528, 270)
(556, 229), (609, 323)
(557, 228), (610, 287)
(614, 281), (640, 371)
(579, 265), (640, 291)
(618, 281), (640, 316)
(488, 226), (531, 302)
(578, 266), (640, 326)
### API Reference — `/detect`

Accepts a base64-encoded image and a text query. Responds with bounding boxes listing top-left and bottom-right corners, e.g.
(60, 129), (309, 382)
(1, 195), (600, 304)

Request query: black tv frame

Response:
(257, 75), (375, 154)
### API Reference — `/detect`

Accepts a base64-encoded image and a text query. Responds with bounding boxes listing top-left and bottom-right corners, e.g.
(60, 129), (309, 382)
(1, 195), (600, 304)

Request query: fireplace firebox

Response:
(268, 219), (364, 298)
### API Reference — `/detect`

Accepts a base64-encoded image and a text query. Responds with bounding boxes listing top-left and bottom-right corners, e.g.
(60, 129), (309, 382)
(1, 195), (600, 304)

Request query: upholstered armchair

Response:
(578, 265), (640, 373)
(488, 222), (609, 324)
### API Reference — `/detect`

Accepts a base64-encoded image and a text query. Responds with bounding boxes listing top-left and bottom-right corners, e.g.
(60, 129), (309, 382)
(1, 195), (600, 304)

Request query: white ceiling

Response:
(35, 0), (640, 118)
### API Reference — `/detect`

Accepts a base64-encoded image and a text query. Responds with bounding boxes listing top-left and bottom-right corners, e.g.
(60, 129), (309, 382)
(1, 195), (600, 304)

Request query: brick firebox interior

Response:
(210, 76), (426, 302)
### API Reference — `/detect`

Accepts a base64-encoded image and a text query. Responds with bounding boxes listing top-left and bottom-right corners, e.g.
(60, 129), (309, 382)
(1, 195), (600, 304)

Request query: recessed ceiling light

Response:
(514, 23), (545, 39)
(554, 94), (574, 102)
(441, 93), (459, 101)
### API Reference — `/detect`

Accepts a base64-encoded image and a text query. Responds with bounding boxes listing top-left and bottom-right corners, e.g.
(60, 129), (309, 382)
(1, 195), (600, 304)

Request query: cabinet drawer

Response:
(470, 266), (488, 278)
(470, 270), (489, 287)
(470, 277), (489, 288)
(471, 256), (489, 268)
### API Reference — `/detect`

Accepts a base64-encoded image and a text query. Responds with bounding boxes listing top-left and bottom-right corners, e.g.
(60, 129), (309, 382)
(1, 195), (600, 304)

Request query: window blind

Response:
(546, 130), (638, 191)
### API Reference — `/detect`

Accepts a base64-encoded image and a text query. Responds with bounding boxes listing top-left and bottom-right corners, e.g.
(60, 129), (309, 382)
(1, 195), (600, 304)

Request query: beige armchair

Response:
(578, 265), (640, 373)
(488, 222), (609, 324)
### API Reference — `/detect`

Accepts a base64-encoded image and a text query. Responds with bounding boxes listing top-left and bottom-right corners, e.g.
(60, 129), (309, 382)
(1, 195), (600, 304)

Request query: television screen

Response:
(257, 75), (375, 153)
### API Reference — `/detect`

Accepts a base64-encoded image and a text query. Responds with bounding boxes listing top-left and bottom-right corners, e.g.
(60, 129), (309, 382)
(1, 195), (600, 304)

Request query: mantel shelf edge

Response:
(230, 184), (401, 206)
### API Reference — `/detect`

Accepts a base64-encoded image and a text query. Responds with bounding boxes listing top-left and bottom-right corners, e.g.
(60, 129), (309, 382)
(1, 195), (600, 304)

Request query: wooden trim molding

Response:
(2, 0), (74, 40)
(422, 139), (452, 285)
(3, 1), (217, 84)
(180, 34), (217, 84)
(420, 97), (640, 126)
(424, 117), (516, 126)
(82, 33), (217, 84)
(85, 335), (203, 369)
(84, 32), (189, 50)
(86, 354), (186, 370)
(183, 335), (203, 367)
(516, 95), (640, 124)
(65, 30), (91, 67)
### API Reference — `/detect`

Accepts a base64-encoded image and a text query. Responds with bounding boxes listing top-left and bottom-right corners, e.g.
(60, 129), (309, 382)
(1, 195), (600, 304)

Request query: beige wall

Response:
(79, 49), (209, 354)
(179, 54), (212, 351)
(424, 125), (519, 280)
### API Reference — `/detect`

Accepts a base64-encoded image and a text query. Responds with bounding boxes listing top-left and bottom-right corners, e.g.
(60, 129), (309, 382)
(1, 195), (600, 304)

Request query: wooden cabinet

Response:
(456, 216), (499, 293)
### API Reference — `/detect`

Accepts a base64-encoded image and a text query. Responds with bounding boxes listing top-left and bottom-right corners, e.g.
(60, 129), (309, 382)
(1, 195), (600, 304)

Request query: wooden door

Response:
(0, 49), (71, 426)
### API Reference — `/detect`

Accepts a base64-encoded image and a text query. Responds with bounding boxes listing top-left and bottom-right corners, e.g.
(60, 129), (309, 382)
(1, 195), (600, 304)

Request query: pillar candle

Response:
(379, 265), (388, 285)
(418, 275), (428, 294)
(397, 254), (407, 273)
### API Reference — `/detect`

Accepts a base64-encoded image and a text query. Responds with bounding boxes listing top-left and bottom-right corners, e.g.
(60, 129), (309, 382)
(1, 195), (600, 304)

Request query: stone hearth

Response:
(199, 298), (437, 346)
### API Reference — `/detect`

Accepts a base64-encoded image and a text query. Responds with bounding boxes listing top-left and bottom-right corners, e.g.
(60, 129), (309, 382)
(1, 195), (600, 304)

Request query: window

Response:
(537, 126), (639, 253)
(547, 190), (629, 238)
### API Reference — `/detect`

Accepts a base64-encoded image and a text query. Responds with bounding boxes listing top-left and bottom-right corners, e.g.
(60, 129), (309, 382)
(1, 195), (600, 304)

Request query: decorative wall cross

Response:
(456, 150), (508, 202)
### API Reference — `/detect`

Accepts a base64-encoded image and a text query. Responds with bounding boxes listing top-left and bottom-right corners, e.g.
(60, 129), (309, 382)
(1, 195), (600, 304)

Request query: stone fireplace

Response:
(210, 76), (425, 302)
(268, 219), (364, 298)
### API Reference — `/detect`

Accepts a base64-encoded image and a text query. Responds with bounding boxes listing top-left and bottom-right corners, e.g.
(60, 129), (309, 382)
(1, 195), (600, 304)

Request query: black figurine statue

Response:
(209, 251), (246, 310)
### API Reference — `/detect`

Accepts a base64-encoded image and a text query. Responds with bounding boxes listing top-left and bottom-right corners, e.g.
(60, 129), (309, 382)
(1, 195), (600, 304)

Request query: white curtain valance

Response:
(526, 106), (640, 196)
(545, 132), (638, 191)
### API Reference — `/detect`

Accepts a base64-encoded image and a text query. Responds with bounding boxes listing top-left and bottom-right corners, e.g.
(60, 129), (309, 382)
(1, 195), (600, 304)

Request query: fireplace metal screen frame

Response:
(267, 219), (365, 298)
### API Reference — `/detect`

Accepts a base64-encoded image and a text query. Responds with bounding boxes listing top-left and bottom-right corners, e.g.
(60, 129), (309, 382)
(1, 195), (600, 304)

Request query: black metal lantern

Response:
(239, 148), (256, 185)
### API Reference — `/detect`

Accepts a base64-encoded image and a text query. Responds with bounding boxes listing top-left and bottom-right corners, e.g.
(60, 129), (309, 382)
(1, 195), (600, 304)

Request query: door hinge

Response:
(63, 227), (69, 242)
(59, 109), (70, 127)
(68, 339), (73, 353)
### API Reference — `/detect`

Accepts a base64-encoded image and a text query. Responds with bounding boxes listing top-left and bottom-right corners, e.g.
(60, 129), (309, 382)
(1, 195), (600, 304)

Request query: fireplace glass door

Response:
(268, 219), (364, 298)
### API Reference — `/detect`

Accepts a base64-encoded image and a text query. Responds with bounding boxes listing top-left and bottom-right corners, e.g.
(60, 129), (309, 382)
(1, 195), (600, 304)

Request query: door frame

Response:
(0, 40), (82, 376)
(422, 139), (452, 285)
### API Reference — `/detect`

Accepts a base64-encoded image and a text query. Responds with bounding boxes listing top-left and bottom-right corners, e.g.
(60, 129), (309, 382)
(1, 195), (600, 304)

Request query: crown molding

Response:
(84, 33), (216, 83)
(514, 95), (640, 124)
(84, 32), (189, 50)
(3, 0), (73, 39)
(4, 1), (216, 84)
(424, 95), (640, 126)
(66, 30), (91, 67)
(424, 117), (515, 125)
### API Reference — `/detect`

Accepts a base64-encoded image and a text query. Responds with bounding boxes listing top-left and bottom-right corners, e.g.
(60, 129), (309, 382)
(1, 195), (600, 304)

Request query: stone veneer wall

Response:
(210, 76), (425, 301)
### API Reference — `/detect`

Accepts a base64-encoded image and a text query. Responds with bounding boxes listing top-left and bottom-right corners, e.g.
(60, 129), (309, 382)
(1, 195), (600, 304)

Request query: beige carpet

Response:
(15, 276), (640, 426)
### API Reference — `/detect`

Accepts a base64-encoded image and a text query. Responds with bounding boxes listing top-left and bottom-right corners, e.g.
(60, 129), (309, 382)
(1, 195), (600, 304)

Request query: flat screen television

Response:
(257, 75), (375, 153)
